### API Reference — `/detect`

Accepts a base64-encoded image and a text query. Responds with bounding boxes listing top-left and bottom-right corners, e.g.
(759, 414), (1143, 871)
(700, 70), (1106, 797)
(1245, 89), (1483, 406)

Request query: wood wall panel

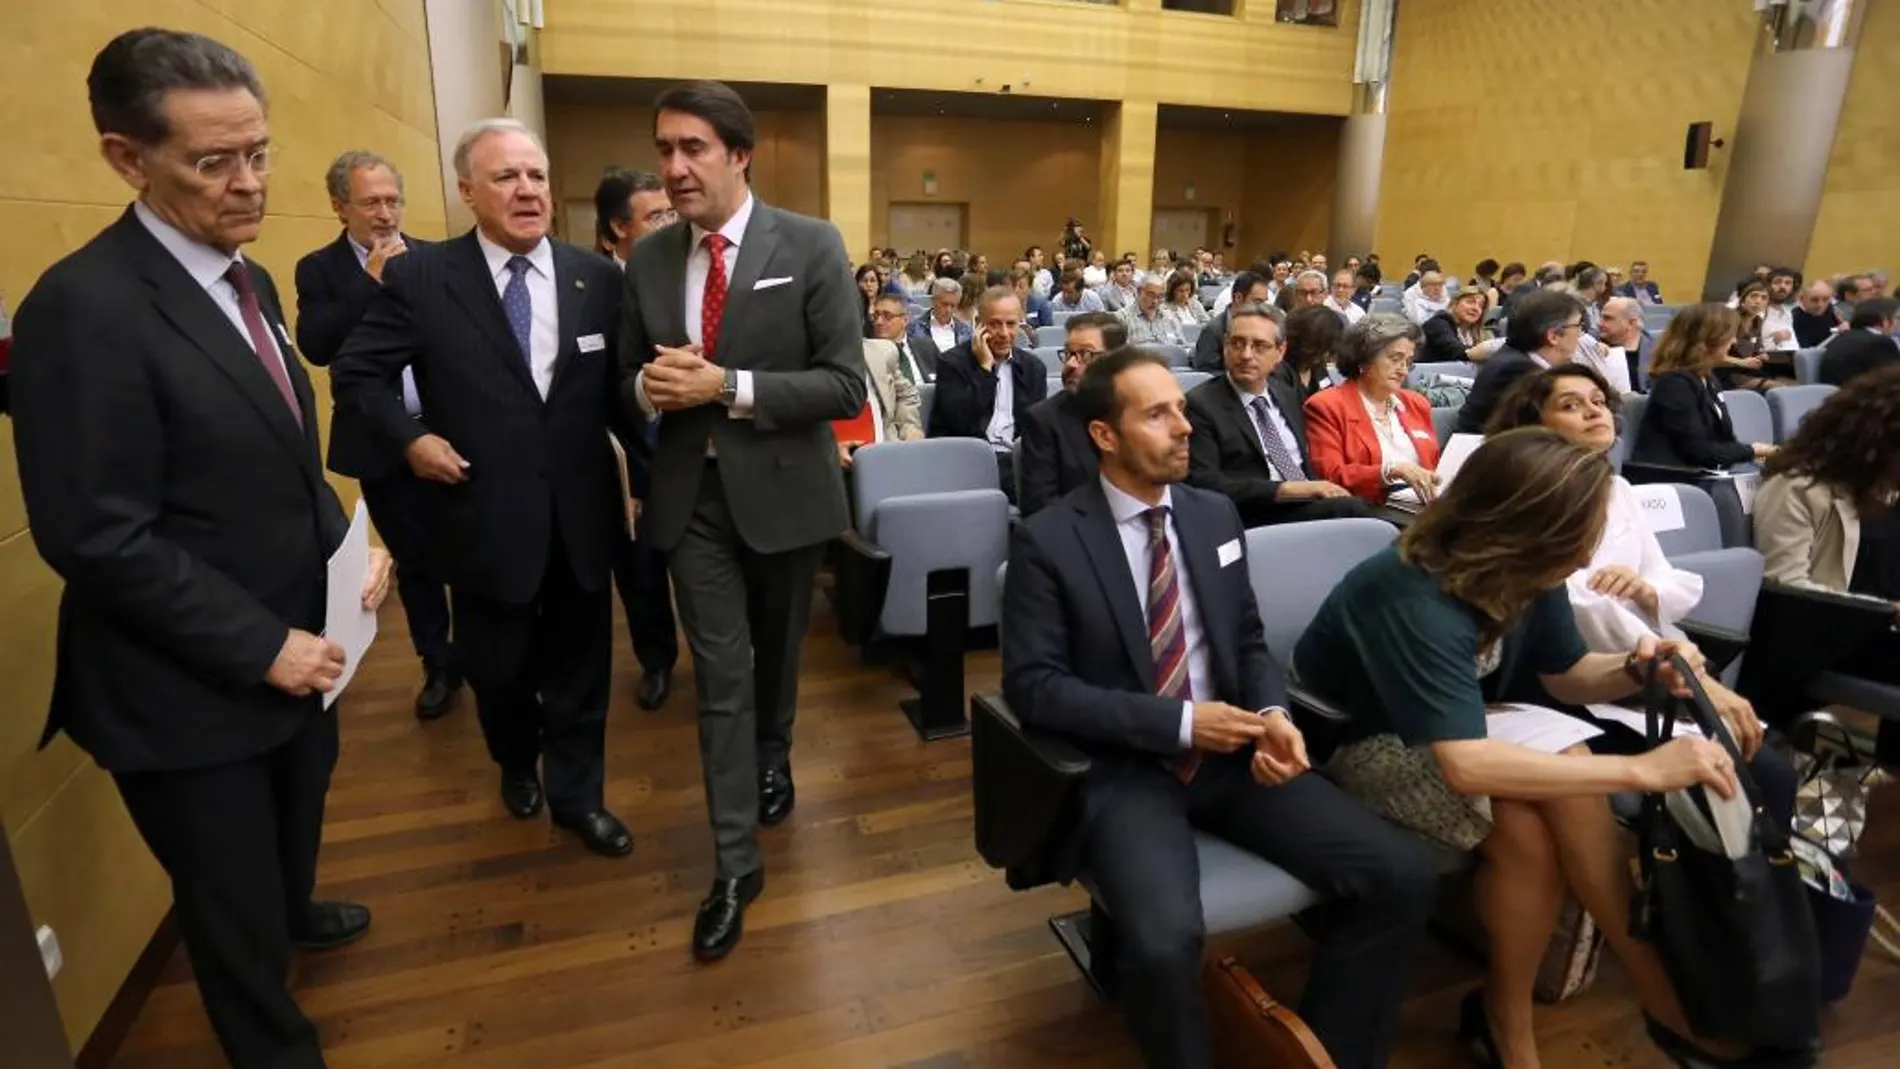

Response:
(0, 0), (445, 1050)
(540, 0), (1360, 117)
(543, 101), (825, 239)
(1807, 0), (1900, 280)
(1376, 0), (1757, 298)
(1153, 119), (1341, 266)
(870, 115), (1102, 265)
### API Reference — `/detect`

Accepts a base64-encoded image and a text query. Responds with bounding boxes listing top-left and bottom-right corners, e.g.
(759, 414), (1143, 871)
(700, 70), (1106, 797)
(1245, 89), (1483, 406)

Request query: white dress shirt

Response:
(986, 350), (1017, 446)
(1402, 286), (1449, 326)
(1762, 301), (1797, 352)
(928, 315), (958, 353)
(474, 229), (558, 399)
(1567, 476), (1704, 651)
(635, 193), (757, 422)
(1229, 377), (1304, 480)
(1326, 295), (1365, 325)
(1572, 334), (1634, 395)
(134, 201), (293, 385)
(348, 235), (422, 415)
(1101, 477), (1211, 751)
(1361, 388), (1420, 470)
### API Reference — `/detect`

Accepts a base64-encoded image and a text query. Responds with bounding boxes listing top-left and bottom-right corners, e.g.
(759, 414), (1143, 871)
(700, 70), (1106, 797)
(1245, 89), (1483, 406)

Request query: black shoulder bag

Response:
(1632, 654), (1822, 1050)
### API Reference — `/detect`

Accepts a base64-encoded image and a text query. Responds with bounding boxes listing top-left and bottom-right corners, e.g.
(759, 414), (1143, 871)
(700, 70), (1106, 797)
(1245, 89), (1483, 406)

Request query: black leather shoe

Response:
(1458, 989), (1504, 1069)
(636, 666), (672, 711)
(291, 901), (371, 950)
(552, 809), (633, 857)
(759, 765), (795, 827)
(415, 661), (461, 721)
(1643, 1015), (1819, 1069)
(692, 870), (764, 962)
(500, 769), (544, 819)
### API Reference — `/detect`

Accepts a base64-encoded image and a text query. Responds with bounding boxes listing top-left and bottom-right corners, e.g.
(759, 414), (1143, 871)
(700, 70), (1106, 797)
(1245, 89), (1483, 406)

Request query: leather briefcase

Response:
(1205, 957), (1337, 1069)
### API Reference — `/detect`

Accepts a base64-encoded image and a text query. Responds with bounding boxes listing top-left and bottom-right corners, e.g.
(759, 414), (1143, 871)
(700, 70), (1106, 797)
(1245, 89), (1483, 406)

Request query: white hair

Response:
(452, 118), (544, 180)
(1295, 269), (1329, 286)
(929, 277), (962, 299)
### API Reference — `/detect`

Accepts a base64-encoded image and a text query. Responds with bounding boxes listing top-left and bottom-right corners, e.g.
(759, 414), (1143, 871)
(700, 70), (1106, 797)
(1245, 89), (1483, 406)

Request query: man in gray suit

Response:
(620, 80), (865, 962)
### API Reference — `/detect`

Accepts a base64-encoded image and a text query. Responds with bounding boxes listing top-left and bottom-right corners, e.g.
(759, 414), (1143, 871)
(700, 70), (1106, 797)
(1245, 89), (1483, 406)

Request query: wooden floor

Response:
(111, 594), (1900, 1069)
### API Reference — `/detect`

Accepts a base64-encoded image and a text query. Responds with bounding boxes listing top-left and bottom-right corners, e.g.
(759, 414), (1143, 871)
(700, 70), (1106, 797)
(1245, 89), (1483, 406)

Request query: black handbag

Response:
(1631, 654), (1822, 1050)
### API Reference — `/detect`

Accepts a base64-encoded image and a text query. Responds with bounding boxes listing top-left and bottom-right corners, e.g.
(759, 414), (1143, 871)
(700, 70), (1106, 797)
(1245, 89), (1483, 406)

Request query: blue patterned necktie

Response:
(501, 256), (533, 367)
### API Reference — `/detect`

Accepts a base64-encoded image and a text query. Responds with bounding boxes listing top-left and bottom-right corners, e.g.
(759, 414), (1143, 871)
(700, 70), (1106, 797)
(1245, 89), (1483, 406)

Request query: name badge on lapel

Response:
(1217, 538), (1242, 568)
(577, 333), (606, 353)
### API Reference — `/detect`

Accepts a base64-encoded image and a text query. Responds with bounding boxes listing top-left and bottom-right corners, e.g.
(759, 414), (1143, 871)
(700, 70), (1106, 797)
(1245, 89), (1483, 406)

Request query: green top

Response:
(1294, 547), (1589, 745)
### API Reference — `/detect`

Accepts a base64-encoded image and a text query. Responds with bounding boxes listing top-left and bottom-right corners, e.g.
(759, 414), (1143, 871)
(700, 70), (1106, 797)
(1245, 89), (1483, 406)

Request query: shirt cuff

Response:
(726, 370), (755, 418)
(634, 367), (658, 419)
(1179, 701), (1195, 751)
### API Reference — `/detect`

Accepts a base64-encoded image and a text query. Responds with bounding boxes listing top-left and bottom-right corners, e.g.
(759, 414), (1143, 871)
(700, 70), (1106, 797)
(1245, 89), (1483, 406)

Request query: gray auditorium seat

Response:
(1033, 346), (1065, 374)
(1719, 389), (1775, 446)
(1793, 347), (1823, 385)
(1035, 325), (1066, 348)
(1766, 384), (1833, 441)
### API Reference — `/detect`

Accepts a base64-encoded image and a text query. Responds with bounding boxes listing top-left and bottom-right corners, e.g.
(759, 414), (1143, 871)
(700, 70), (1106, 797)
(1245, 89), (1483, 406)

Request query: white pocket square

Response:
(754, 276), (794, 291)
(1217, 538), (1242, 568)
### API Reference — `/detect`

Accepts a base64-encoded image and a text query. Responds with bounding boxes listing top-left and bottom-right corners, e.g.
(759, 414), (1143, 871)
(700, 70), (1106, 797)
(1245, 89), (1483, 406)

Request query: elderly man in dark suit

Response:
(1004, 348), (1438, 1069)
(11, 29), (393, 1069)
(1017, 310), (1124, 516)
(295, 150), (460, 720)
(926, 286), (1049, 499)
(618, 80), (866, 961)
(1185, 304), (1368, 527)
(333, 118), (636, 859)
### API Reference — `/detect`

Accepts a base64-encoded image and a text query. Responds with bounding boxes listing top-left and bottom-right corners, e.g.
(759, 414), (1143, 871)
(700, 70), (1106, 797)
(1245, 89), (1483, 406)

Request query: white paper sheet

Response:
(323, 501), (379, 709)
(1631, 483), (1687, 534)
(1434, 433), (1484, 489)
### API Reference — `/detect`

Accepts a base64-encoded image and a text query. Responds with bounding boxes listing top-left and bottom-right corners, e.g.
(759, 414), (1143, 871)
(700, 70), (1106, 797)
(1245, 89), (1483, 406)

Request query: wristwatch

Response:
(1623, 651), (1647, 687)
(718, 368), (738, 406)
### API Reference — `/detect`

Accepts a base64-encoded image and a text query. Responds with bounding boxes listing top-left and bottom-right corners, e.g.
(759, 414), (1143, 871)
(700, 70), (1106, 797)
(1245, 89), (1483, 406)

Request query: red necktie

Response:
(1144, 508), (1199, 782)
(701, 232), (730, 363)
(222, 262), (301, 426)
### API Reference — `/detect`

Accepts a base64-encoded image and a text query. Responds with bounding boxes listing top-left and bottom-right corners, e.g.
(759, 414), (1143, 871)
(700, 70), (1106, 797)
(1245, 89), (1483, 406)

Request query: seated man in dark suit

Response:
(1192, 270), (1272, 371)
(1018, 311), (1126, 516)
(1004, 348), (1439, 1069)
(927, 286), (1048, 498)
(1456, 288), (1586, 434)
(1819, 297), (1900, 387)
(1185, 304), (1370, 527)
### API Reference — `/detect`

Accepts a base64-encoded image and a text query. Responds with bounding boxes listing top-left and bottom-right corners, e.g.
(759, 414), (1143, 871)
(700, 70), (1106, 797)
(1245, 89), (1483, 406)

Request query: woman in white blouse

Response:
(1160, 269), (1210, 330)
(1482, 363), (1703, 650)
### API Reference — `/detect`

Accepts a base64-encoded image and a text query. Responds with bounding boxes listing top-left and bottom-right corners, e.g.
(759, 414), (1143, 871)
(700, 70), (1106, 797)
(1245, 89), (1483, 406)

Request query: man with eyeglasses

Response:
(1121, 277), (1185, 346)
(871, 291), (937, 383)
(594, 168), (677, 268)
(295, 151), (461, 722)
(1185, 305), (1365, 527)
(1019, 311), (1127, 516)
(1456, 288), (1588, 434)
(11, 29), (394, 1069)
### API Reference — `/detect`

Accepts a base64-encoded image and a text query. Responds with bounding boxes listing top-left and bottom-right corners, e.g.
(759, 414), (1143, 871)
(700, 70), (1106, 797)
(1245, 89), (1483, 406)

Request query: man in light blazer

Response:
(836, 337), (922, 465)
(619, 80), (865, 961)
(870, 290), (938, 384)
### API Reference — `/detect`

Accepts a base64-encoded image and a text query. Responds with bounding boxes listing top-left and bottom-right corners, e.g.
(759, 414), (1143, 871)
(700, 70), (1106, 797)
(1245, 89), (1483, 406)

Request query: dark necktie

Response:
(501, 256), (533, 369)
(221, 263), (300, 426)
(701, 232), (731, 363)
(1144, 508), (1198, 782)
(895, 341), (917, 384)
(1249, 396), (1304, 481)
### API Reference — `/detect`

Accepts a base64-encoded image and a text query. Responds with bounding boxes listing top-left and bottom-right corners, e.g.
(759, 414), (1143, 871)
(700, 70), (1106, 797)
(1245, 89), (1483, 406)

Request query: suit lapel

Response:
(718, 203), (781, 365)
(1217, 379), (1269, 468)
(446, 232), (542, 402)
(117, 215), (310, 465)
(657, 223), (691, 344)
(546, 241), (588, 398)
(1073, 483), (1157, 692)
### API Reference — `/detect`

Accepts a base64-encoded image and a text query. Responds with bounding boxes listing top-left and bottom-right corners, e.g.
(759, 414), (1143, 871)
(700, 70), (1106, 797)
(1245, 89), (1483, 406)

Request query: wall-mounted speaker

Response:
(1684, 121), (1726, 170)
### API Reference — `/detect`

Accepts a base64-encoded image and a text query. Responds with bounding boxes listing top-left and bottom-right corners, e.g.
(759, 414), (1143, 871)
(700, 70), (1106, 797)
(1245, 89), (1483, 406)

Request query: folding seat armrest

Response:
(1286, 682), (1349, 763)
(1619, 460), (1710, 485)
(1674, 620), (1749, 675)
(832, 529), (892, 647)
(970, 691), (1088, 888)
(1286, 682), (1348, 724)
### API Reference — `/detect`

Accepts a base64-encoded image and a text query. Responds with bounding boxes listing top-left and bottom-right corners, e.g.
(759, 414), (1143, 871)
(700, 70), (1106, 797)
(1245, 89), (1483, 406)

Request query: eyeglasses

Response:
(1223, 338), (1283, 356)
(351, 196), (403, 212)
(642, 207), (679, 228)
(1060, 348), (1106, 362)
(1560, 320), (1585, 333)
(870, 309), (908, 322)
(191, 146), (275, 181)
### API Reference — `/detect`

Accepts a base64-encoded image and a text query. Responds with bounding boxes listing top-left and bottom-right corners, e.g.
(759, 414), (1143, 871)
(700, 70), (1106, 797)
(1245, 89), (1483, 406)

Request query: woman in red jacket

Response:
(1304, 313), (1443, 503)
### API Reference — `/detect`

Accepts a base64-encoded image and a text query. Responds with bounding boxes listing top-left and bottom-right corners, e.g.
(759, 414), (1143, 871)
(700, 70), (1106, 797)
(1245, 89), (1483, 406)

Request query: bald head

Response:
(1799, 280), (1836, 314)
(1598, 296), (1644, 346)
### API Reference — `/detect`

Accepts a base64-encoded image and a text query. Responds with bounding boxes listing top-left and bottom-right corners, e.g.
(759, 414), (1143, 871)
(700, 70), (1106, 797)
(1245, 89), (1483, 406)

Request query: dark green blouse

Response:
(1294, 548), (1589, 745)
